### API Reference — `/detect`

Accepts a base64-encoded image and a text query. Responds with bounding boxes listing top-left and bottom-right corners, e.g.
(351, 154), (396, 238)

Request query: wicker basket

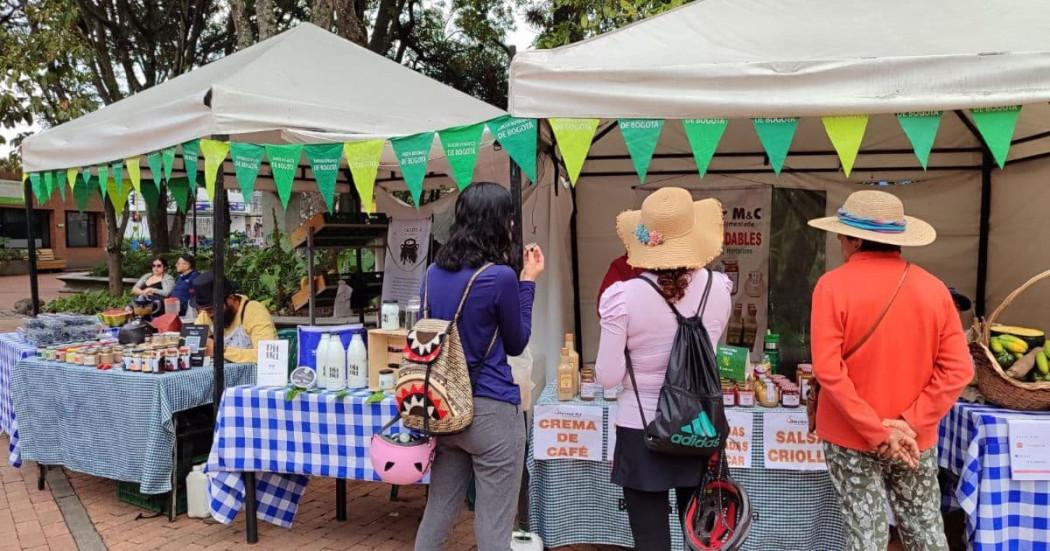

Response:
(971, 269), (1050, 411)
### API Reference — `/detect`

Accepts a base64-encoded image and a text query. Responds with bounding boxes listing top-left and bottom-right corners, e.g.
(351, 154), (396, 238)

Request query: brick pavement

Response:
(0, 437), (78, 551)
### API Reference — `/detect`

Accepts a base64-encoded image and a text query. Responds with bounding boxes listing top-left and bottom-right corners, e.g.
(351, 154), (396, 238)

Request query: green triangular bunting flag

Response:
(139, 174), (161, 209)
(97, 165), (108, 200)
(147, 151), (164, 191)
(74, 174), (95, 212)
(304, 143), (343, 213)
(618, 119), (664, 183)
(822, 115), (868, 178)
(487, 116), (538, 183)
(182, 139), (200, 191)
(42, 171), (54, 202)
(161, 146), (176, 183)
(896, 112), (942, 170)
(264, 143), (303, 209)
(682, 119), (728, 178)
(81, 167), (92, 190)
(110, 161), (124, 194)
(549, 118), (600, 186)
(29, 173), (44, 205)
(439, 123), (485, 191)
(753, 118), (798, 175)
(344, 140), (384, 213)
(230, 143), (265, 199)
(55, 170), (67, 202)
(971, 106), (1021, 169)
(391, 132), (434, 207)
(169, 178), (190, 214)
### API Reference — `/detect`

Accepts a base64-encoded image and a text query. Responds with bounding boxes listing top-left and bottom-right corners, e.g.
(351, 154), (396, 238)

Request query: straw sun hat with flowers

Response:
(616, 187), (725, 271)
(807, 190), (936, 247)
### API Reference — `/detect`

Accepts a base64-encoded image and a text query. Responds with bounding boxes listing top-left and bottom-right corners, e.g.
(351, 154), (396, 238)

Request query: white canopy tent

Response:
(509, 0), (1050, 366)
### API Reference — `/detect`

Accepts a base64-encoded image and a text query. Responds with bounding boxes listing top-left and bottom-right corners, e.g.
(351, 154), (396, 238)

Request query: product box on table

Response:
(717, 345), (749, 382)
(367, 328), (408, 390)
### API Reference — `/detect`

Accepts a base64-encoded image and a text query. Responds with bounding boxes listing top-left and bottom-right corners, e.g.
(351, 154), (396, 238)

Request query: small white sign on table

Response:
(1008, 419), (1050, 481)
(762, 411), (827, 471)
(257, 340), (289, 387)
(534, 404), (604, 462)
(725, 410), (754, 469)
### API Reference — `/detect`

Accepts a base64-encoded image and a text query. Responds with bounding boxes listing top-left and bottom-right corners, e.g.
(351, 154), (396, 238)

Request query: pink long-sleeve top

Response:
(596, 269), (734, 429)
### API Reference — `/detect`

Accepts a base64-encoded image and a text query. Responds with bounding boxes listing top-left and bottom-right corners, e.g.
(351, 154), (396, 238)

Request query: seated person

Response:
(171, 254), (200, 317)
(193, 272), (277, 363)
(132, 257), (175, 299)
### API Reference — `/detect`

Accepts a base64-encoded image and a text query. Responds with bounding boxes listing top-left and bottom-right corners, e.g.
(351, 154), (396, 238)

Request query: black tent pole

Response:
(212, 177), (226, 418)
(23, 177), (40, 316)
(976, 152), (993, 317)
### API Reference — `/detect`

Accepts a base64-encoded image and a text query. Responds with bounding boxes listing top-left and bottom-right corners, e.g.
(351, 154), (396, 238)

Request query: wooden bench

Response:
(36, 249), (67, 272)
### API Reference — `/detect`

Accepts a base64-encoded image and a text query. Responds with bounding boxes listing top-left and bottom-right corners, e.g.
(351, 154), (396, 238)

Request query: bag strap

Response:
(843, 263), (911, 361)
(623, 351), (649, 429)
(454, 263), (495, 322)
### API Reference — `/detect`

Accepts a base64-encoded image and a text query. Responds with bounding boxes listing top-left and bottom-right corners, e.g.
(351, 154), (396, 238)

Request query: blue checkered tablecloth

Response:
(938, 401), (1050, 550)
(12, 357), (255, 494)
(527, 383), (847, 551)
(0, 332), (38, 467)
(206, 385), (410, 528)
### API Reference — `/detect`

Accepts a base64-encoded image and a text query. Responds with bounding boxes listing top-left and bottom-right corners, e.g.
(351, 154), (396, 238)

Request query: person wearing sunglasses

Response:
(131, 257), (175, 299)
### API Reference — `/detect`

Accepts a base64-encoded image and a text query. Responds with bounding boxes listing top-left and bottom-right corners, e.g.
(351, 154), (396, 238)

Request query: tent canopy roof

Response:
(509, 0), (1050, 120)
(23, 23), (505, 172)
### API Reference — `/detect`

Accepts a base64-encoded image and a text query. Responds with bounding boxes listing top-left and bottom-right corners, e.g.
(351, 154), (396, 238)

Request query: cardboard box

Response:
(717, 345), (749, 382)
(367, 328), (408, 390)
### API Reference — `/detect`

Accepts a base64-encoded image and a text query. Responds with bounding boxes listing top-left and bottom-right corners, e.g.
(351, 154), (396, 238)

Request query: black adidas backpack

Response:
(624, 271), (729, 456)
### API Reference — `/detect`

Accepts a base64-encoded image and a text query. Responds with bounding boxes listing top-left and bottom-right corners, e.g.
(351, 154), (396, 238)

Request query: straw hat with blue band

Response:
(807, 190), (936, 247)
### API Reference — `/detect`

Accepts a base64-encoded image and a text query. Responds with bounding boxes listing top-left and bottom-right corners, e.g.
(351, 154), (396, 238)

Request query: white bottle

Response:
(186, 464), (210, 519)
(316, 334), (331, 389)
(346, 333), (368, 389)
(324, 334), (347, 391)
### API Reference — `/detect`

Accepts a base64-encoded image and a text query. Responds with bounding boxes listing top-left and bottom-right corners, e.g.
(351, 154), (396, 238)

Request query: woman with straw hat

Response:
(807, 190), (971, 551)
(595, 187), (733, 550)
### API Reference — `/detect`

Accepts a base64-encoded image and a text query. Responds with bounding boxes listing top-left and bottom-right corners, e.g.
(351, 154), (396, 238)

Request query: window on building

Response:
(0, 208), (51, 248)
(66, 211), (99, 248)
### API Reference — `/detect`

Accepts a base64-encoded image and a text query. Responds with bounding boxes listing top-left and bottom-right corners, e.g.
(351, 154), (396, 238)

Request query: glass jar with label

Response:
(736, 383), (755, 408)
(781, 386), (801, 408)
(797, 363), (814, 402)
(579, 367), (600, 401)
(381, 301), (401, 331)
(603, 385), (620, 401)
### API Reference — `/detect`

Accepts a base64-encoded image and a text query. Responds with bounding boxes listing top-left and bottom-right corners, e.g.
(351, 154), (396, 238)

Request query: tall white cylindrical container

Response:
(346, 333), (368, 389)
(324, 333), (347, 391)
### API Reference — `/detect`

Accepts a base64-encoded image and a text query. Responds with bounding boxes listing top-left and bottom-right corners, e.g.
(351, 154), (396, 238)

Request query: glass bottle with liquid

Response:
(727, 304), (744, 346)
(557, 348), (577, 401)
(743, 304), (759, 349)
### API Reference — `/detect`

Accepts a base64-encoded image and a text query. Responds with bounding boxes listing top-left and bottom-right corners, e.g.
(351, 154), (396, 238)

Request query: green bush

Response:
(43, 290), (134, 315)
(90, 244), (213, 278)
(225, 231), (304, 315)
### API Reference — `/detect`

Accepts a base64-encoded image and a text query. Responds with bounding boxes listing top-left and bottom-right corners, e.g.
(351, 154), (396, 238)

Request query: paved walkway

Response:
(0, 273), (67, 333)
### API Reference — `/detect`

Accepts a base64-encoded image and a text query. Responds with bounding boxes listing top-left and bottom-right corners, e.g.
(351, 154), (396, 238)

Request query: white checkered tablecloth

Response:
(527, 383), (847, 551)
(938, 401), (1050, 551)
(0, 332), (40, 467)
(206, 385), (410, 528)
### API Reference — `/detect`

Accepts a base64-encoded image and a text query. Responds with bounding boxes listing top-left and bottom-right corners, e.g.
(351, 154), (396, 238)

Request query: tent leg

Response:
(976, 152), (993, 317)
(307, 229), (316, 326)
(213, 179), (226, 420)
(569, 185), (582, 354)
(23, 177), (40, 316)
(510, 155), (524, 274)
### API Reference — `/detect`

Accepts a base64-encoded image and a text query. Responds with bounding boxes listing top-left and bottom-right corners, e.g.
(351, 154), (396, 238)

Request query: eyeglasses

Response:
(152, 263), (164, 268)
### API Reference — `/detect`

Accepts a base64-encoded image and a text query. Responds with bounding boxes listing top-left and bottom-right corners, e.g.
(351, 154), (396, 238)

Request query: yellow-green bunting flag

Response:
(97, 165), (109, 200)
(200, 139), (230, 201)
(344, 140), (384, 213)
(66, 168), (78, 190)
(971, 106), (1021, 169)
(549, 118), (599, 186)
(181, 140), (201, 191)
(896, 112), (942, 170)
(264, 144), (303, 209)
(304, 143), (343, 213)
(752, 118), (798, 175)
(107, 177), (131, 216)
(822, 115), (868, 178)
(126, 157), (142, 194)
(618, 119), (664, 184)
(682, 119), (728, 178)
(391, 132), (435, 207)
(439, 123), (485, 191)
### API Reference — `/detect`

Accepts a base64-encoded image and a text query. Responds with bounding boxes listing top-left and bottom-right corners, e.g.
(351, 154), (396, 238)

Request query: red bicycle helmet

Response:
(683, 453), (753, 551)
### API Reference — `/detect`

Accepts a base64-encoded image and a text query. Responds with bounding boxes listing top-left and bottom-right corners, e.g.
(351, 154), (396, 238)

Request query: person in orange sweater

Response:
(808, 190), (972, 551)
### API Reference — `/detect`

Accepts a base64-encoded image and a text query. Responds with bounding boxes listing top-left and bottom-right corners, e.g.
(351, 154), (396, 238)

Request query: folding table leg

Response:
(244, 472), (258, 544)
(389, 485), (399, 501)
(336, 479), (347, 521)
(37, 464), (46, 491)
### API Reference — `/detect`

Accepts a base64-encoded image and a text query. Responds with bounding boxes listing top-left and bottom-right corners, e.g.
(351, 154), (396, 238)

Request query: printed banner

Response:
(381, 216), (432, 307)
(162, 146), (176, 183)
(619, 118), (663, 183)
(549, 118), (599, 186)
(344, 140), (384, 213)
(897, 112), (942, 170)
(169, 177), (190, 214)
(533, 404), (605, 461)
(181, 139), (200, 191)
(700, 186), (772, 357)
(391, 132), (434, 207)
(201, 139), (230, 201)
(147, 151), (163, 190)
(230, 142), (264, 198)
(304, 143), (343, 213)
(487, 116), (538, 183)
(725, 409), (754, 469)
(753, 118), (798, 175)
(762, 411), (826, 471)
(822, 115), (868, 178)
(265, 144), (303, 209)
(439, 123), (485, 191)
(972, 106), (1021, 168)
(683, 119), (728, 178)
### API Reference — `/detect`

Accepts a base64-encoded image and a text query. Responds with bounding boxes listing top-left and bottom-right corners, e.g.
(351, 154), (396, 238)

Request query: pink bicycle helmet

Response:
(370, 417), (436, 485)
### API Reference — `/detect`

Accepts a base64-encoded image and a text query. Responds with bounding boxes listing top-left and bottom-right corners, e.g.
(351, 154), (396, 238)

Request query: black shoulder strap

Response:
(634, 270), (713, 320)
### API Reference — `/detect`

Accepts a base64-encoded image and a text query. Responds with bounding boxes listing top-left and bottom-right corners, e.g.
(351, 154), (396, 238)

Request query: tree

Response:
(524, 0), (689, 48)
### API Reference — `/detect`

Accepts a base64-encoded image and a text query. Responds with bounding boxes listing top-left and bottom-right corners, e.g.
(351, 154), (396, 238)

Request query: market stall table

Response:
(0, 332), (38, 467)
(11, 357), (255, 518)
(939, 401), (1050, 550)
(206, 385), (410, 543)
(527, 383), (847, 550)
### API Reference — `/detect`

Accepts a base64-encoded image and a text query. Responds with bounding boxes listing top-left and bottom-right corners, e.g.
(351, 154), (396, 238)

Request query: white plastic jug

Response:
(345, 333), (368, 389)
(323, 333), (347, 391)
(316, 334), (331, 389)
(186, 464), (210, 519)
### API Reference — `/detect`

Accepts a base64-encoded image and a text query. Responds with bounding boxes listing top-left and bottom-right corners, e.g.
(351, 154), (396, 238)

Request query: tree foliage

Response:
(524, 0), (689, 48)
